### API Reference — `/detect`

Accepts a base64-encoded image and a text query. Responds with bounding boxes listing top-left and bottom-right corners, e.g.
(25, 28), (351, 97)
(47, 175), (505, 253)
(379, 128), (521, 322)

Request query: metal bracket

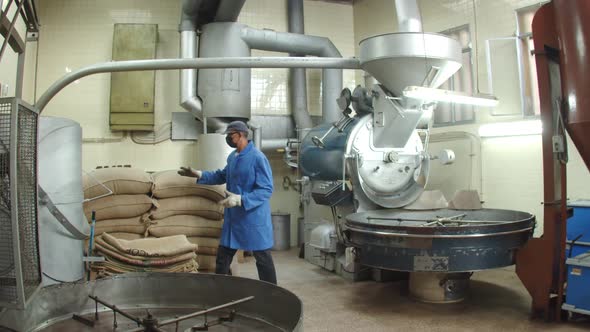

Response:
(26, 31), (38, 42)
(72, 314), (95, 327)
(192, 310), (236, 331)
(38, 186), (88, 239)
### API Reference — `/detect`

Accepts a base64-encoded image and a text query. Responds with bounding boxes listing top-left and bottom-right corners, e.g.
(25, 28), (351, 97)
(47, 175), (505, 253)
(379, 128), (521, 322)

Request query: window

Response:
(434, 25), (475, 126)
(516, 3), (547, 117)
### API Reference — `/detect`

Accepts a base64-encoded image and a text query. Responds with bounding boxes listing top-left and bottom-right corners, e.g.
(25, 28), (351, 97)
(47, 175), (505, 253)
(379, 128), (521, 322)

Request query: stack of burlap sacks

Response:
(92, 233), (199, 277)
(150, 170), (224, 271)
(83, 168), (225, 275)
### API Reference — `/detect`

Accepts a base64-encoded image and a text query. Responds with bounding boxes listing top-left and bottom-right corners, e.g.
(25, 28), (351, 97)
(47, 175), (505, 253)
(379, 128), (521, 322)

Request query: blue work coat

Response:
(198, 142), (274, 251)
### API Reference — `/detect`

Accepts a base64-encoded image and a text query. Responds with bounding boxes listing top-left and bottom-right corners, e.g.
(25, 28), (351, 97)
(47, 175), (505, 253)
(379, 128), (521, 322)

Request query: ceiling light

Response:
(403, 86), (499, 107)
(478, 120), (542, 137)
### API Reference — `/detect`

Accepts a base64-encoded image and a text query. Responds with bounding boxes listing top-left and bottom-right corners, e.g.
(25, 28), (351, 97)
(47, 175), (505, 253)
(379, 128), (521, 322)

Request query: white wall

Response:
(32, 0), (355, 246)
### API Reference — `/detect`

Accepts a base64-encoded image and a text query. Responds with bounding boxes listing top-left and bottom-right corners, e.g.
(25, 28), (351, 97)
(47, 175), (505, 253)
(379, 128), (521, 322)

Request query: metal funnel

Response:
(359, 32), (463, 97)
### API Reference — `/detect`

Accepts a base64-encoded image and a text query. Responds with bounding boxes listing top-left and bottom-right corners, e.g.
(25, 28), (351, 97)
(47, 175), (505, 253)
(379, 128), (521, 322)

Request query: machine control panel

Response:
(311, 181), (351, 206)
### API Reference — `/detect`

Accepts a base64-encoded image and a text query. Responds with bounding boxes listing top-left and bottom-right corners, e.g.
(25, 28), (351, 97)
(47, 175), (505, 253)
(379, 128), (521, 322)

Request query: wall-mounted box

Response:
(110, 24), (157, 131)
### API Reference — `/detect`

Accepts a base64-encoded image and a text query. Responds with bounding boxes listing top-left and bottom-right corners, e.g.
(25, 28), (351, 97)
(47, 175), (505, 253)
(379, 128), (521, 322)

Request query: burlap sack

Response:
(92, 216), (151, 236)
(84, 194), (155, 221)
(148, 215), (223, 238)
(83, 168), (153, 199)
(101, 233), (197, 257)
(93, 239), (196, 267)
(151, 170), (225, 200)
(187, 237), (220, 256)
(107, 233), (144, 240)
(196, 254), (217, 271)
(93, 258), (198, 275)
(150, 196), (223, 220)
(85, 232), (143, 250)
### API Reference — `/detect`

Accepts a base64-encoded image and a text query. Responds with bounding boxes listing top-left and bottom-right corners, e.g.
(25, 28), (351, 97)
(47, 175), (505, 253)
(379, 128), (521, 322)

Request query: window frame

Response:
(434, 24), (476, 127)
(514, 2), (548, 118)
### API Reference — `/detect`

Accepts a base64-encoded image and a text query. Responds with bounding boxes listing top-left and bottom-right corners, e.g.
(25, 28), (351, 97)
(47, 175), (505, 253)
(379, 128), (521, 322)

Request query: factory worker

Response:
(178, 120), (277, 284)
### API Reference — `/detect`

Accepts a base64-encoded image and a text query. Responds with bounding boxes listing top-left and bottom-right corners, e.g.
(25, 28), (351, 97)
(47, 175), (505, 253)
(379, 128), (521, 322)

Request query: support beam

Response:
(0, 5), (25, 53)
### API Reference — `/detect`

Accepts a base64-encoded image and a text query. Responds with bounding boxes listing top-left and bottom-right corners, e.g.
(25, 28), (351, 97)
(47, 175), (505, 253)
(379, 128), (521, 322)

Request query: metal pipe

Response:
(179, 0), (202, 31)
(214, 0), (246, 22)
(395, 0), (423, 32)
(155, 296), (254, 329)
(35, 56), (360, 113)
(249, 121), (262, 150)
(179, 30), (203, 121)
(261, 138), (288, 152)
(287, 0), (313, 130)
(88, 295), (142, 325)
(241, 26), (343, 124)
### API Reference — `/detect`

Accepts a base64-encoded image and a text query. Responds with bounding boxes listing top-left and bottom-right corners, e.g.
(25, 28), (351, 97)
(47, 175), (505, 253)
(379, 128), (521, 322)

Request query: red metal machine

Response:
(516, 0), (590, 322)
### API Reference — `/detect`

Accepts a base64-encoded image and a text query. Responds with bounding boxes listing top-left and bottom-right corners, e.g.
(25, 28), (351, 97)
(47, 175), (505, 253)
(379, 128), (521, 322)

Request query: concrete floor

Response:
(237, 248), (590, 332)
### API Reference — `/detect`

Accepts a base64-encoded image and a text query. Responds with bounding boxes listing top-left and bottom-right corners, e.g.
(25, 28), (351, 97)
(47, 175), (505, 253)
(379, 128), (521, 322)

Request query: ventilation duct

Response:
(214, 0), (247, 22)
(241, 26), (343, 124)
(395, 0), (423, 32)
(287, 0), (313, 130)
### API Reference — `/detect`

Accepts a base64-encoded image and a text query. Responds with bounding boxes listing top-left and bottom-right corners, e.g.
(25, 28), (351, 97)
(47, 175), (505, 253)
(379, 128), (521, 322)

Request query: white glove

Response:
(220, 190), (242, 208)
(178, 166), (202, 179)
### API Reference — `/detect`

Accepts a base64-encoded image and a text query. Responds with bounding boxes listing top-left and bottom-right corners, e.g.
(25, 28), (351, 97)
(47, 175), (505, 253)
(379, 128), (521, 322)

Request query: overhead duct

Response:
(179, 1), (343, 138)
(241, 26), (344, 124)
(214, 0), (247, 22)
(179, 0), (204, 121)
(179, 30), (204, 121)
(198, 23), (252, 133)
(179, 0), (243, 132)
(287, 0), (313, 130)
(179, 0), (202, 31)
(395, 0), (423, 32)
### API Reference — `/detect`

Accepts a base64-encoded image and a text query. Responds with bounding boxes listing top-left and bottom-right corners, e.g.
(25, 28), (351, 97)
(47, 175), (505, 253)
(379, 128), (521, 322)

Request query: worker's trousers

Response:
(215, 245), (278, 285)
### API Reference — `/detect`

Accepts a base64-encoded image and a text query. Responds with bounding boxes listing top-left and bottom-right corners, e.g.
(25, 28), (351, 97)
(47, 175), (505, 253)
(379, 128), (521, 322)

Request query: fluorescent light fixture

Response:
(478, 120), (542, 137)
(403, 86), (499, 107)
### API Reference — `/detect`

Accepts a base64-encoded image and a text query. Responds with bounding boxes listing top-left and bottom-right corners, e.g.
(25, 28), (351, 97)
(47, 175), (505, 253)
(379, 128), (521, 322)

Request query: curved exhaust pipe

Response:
(179, 30), (204, 121)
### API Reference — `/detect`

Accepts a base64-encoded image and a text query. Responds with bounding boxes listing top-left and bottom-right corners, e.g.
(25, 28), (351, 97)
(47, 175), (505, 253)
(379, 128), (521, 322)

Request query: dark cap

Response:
(223, 121), (249, 134)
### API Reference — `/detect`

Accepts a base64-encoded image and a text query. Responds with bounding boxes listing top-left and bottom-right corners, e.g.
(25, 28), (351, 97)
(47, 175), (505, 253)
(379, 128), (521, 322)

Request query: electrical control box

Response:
(110, 24), (158, 131)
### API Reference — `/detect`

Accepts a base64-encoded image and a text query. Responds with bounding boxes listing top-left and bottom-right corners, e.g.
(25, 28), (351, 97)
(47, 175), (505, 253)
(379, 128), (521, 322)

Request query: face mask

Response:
(225, 135), (238, 148)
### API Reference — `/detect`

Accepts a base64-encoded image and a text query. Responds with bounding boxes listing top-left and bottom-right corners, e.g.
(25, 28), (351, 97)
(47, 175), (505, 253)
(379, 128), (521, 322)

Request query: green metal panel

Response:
(110, 24), (157, 131)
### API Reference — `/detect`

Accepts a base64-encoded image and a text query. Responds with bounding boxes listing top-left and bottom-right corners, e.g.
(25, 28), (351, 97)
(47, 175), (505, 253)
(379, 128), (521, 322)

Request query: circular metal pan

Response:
(0, 273), (303, 332)
(345, 209), (535, 273)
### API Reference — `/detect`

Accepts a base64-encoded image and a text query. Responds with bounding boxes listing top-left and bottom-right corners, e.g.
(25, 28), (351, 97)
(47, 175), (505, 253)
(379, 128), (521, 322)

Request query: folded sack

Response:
(101, 232), (197, 257)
